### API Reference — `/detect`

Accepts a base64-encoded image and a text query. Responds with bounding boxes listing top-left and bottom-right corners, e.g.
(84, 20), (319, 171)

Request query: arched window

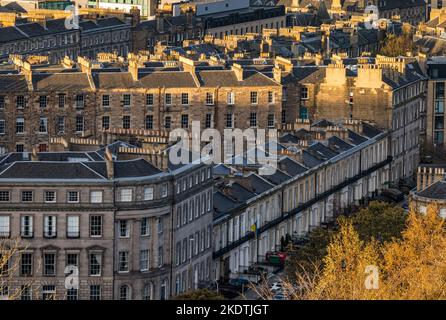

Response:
(142, 283), (152, 300)
(119, 284), (131, 300)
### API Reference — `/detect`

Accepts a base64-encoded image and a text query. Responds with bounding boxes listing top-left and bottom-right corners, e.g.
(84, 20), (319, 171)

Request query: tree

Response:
(379, 32), (414, 57)
(0, 238), (31, 300)
(286, 226), (335, 276)
(305, 220), (382, 300)
(345, 201), (407, 243)
(281, 204), (446, 300)
(381, 204), (446, 299)
(174, 288), (225, 300)
(286, 202), (407, 277)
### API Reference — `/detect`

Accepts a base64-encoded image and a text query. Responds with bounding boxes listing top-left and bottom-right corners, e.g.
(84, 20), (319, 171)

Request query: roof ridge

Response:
(80, 162), (108, 180)
(13, 25), (29, 38)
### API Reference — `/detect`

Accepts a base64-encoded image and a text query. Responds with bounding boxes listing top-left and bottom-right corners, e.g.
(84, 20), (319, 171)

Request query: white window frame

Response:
(67, 216), (80, 238)
(140, 250), (149, 271)
(144, 187), (154, 201)
(120, 189), (132, 202)
(90, 191), (103, 204)
(20, 215), (33, 238)
(43, 215), (57, 238)
(67, 191), (79, 203)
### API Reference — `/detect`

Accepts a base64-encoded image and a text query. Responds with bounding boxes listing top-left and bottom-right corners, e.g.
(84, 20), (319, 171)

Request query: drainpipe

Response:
(111, 179), (117, 299)
(169, 181), (174, 298)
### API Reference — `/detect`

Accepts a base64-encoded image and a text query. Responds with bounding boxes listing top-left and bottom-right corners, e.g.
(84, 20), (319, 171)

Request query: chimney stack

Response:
(232, 63), (244, 81)
(128, 58), (139, 81)
(77, 56), (92, 75)
(31, 147), (38, 161)
(105, 147), (114, 180)
(179, 55), (196, 74)
(273, 66), (282, 83)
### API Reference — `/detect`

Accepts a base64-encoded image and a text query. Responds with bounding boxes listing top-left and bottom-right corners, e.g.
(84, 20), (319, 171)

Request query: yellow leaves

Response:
(309, 220), (382, 300)
(299, 204), (446, 300)
(380, 204), (446, 300)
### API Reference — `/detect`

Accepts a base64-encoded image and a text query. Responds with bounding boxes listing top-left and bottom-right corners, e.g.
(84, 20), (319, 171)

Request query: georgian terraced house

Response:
(0, 142), (214, 300)
(270, 55), (427, 184)
(212, 120), (391, 279)
(0, 54), (282, 154)
(0, 17), (131, 63)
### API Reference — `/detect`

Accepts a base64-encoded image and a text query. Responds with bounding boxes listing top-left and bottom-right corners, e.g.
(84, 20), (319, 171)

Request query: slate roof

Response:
(279, 157), (308, 176)
(79, 17), (127, 32)
(328, 136), (354, 153)
(378, 0), (425, 10)
(362, 122), (383, 138)
(114, 159), (162, 178)
(83, 159), (162, 179)
(262, 169), (291, 185)
(32, 73), (92, 91)
(197, 70), (279, 87)
(93, 72), (141, 90)
(0, 17), (127, 44)
(213, 164), (232, 176)
(416, 36), (446, 56)
(382, 61), (426, 89)
(307, 142), (339, 161)
(214, 121), (387, 217)
(302, 149), (324, 168)
(139, 72), (198, 88)
(280, 133), (301, 144)
(0, 162), (106, 180)
(347, 130), (368, 145)
(0, 75), (28, 92)
(214, 191), (238, 218)
(0, 26), (27, 43)
(245, 174), (275, 194)
(417, 180), (446, 200)
(220, 182), (257, 203)
(0, 140), (165, 181)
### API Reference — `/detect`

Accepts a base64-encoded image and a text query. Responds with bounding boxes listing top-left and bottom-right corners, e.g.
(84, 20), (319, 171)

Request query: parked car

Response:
(265, 251), (287, 266)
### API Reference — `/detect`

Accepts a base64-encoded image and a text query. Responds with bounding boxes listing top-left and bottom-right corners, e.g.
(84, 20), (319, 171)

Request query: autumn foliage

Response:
(281, 204), (446, 300)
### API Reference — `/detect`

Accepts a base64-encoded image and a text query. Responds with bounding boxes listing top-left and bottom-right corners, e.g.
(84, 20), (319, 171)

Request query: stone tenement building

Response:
(213, 120), (391, 279)
(410, 163), (446, 217)
(376, 0), (427, 26)
(287, 0), (427, 26)
(0, 54), (282, 154)
(271, 55), (427, 184)
(426, 56), (446, 156)
(0, 141), (214, 300)
(203, 5), (287, 39)
(0, 16), (132, 63)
